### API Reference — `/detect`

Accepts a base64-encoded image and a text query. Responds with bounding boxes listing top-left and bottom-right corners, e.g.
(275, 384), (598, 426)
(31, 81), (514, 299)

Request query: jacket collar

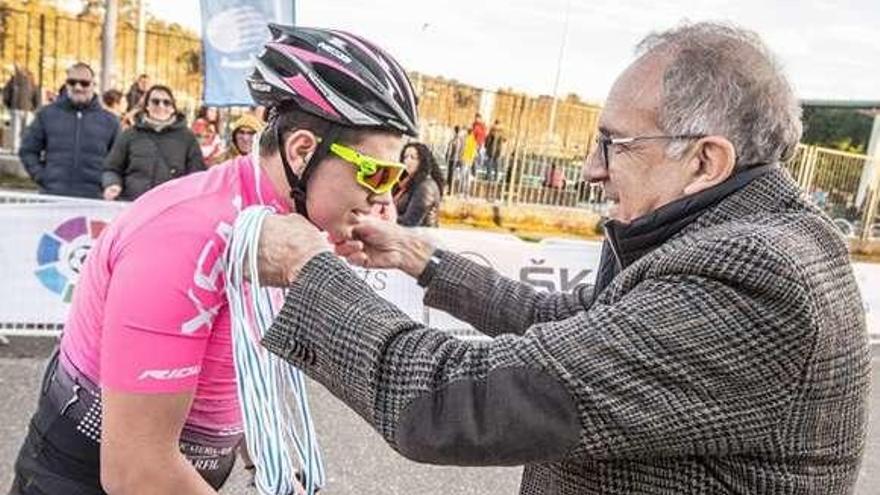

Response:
(592, 163), (779, 296)
(58, 93), (100, 112)
(135, 112), (186, 133)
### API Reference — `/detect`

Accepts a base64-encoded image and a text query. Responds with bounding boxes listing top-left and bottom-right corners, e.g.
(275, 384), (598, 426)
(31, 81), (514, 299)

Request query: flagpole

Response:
(101, 0), (119, 92)
(547, 0), (572, 146)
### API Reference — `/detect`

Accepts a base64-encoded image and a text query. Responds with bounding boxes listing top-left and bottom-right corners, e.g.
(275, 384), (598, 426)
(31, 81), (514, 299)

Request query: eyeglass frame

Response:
(329, 142), (406, 195)
(148, 97), (174, 108)
(593, 133), (708, 169)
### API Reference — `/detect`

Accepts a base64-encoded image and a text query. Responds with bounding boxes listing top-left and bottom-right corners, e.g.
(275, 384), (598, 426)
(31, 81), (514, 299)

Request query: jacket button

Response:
(170, 168), (178, 175)
(285, 341), (300, 361)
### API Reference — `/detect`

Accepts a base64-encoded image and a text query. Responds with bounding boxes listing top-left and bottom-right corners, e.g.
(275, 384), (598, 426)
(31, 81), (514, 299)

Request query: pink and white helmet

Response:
(247, 24), (418, 136)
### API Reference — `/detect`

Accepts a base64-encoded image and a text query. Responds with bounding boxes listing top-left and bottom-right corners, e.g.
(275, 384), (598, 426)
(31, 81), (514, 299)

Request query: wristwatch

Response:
(417, 250), (443, 288)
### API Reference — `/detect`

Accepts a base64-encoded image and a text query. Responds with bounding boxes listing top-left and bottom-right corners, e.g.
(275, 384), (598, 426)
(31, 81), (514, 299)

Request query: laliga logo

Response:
(205, 6), (269, 69)
(34, 216), (107, 303)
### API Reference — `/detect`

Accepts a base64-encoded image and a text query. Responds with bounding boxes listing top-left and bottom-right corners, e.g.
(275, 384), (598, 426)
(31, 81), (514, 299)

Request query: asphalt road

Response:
(0, 338), (877, 494)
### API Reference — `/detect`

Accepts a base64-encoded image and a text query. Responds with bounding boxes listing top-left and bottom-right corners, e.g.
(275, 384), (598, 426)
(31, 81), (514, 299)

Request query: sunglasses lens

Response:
(66, 79), (91, 88)
(363, 167), (390, 190)
(362, 166), (402, 192)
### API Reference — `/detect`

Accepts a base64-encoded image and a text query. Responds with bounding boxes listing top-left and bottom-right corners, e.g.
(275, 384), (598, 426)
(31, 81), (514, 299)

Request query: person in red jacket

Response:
(470, 113), (487, 170)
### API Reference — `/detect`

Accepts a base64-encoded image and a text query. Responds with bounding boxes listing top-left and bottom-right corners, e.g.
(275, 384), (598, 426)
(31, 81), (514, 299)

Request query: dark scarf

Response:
(590, 164), (776, 301)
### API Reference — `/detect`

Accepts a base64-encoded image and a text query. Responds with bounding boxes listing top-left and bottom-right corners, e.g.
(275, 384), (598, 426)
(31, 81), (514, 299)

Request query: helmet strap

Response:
(276, 120), (340, 220)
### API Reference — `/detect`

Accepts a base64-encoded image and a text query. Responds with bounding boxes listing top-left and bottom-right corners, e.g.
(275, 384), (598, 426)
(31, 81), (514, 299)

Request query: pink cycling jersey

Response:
(60, 155), (290, 437)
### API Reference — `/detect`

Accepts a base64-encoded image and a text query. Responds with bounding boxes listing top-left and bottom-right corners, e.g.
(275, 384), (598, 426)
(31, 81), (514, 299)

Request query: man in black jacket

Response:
(19, 63), (119, 198)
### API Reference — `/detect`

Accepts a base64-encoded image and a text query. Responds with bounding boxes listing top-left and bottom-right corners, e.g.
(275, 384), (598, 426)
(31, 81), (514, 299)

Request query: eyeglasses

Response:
(593, 133), (707, 169)
(329, 143), (406, 194)
(66, 78), (92, 88)
(149, 98), (173, 107)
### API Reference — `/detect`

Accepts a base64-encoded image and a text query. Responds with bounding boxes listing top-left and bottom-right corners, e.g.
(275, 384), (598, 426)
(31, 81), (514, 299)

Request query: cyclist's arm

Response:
(101, 391), (216, 495)
(98, 213), (227, 494)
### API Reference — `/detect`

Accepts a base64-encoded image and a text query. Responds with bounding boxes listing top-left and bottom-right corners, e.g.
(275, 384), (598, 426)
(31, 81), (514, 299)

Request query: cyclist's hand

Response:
(256, 214), (331, 286)
(337, 216), (434, 278)
(103, 185), (122, 201)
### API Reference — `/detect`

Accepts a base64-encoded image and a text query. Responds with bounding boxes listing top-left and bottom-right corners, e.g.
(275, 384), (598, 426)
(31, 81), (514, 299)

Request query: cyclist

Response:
(9, 24), (417, 495)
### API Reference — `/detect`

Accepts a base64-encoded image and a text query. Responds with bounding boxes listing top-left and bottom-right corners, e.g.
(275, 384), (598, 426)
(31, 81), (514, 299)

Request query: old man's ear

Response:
(683, 136), (737, 196)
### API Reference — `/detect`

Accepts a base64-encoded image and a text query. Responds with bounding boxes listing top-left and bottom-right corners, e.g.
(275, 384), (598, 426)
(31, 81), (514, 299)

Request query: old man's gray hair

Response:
(637, 22), (802, 166)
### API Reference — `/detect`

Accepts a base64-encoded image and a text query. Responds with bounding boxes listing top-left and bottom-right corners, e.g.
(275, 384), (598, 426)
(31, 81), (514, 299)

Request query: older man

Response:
(256, 23), (869, 494)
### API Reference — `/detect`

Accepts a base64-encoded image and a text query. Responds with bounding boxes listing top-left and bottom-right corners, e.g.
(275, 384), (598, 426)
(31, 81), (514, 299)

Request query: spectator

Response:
(125, 73), (150, 112)
(484, 120), (506, 182)
(444, 125), (463, 194)
(470, 112), (487, 168)
(471, 112), (487, 147)
(101, 89), (125, 117)
(2, 65), (40, 153)
(192, 118), (225, 166)
(103, 84), (204, 201)
(459, 129), (478, 196)
(196, 104), (224, 133)
(217, 113), (263, 163)
(18, 63), (118, 198)
(394, 142), (444, 227)
(543, 162), (566, 190)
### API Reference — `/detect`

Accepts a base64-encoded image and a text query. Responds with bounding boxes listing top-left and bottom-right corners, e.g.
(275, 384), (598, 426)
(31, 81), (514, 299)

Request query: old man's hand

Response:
(333, 215), (434, 279)
(256, 214), (331, 287)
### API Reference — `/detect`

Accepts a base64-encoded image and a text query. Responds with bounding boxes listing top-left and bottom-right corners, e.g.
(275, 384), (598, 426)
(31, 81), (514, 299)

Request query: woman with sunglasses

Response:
(394, 142), (444, 227)
(102, 85), (205, 201)
(9, 24), (417, 495)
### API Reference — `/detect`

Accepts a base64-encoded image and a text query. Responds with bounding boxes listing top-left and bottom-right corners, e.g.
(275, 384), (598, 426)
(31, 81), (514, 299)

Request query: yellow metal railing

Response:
(785, 144), (880, 241)
(429, 137), (880, 241)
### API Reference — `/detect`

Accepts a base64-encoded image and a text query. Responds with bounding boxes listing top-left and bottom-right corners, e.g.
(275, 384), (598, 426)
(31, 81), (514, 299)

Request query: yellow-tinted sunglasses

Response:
(329, 143), (406, 195)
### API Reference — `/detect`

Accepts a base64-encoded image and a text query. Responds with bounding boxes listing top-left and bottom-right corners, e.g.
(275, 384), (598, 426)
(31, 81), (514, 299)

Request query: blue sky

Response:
(144, 0), (879, 102)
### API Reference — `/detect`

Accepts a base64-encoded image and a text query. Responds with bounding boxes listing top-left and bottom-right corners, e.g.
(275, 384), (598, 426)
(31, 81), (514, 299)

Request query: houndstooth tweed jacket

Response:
(263, 167), (870, 494)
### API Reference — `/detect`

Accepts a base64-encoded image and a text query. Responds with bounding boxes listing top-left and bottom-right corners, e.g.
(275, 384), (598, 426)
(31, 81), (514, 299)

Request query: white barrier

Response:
(1, 191), (878, 342)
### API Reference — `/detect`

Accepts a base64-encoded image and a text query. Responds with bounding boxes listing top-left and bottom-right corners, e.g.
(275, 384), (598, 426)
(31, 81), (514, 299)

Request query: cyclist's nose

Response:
(369, 190), (393, 207)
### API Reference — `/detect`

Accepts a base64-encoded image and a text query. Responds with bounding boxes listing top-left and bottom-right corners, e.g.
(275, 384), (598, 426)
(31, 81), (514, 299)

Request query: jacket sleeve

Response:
(107, 118), (120, 152)
(424, 250), (590, 336)
(262, 235), (814, 467)
(18, 111), (47, 183)
(102, 131), (129, 188)
(185, 134), (206, 173)
(398, 181), (438, 227)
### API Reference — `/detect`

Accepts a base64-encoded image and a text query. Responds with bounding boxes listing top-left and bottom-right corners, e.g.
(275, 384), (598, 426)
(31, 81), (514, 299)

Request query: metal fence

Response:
(783, 144), (880, 242)
(421, 88), (607, 215)
(426, 123), (880, 242)
(0, 5), (202, 110)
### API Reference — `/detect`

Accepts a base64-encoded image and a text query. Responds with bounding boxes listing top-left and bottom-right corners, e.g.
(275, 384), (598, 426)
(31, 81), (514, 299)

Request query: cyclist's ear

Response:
(283, 129), (319, 175)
